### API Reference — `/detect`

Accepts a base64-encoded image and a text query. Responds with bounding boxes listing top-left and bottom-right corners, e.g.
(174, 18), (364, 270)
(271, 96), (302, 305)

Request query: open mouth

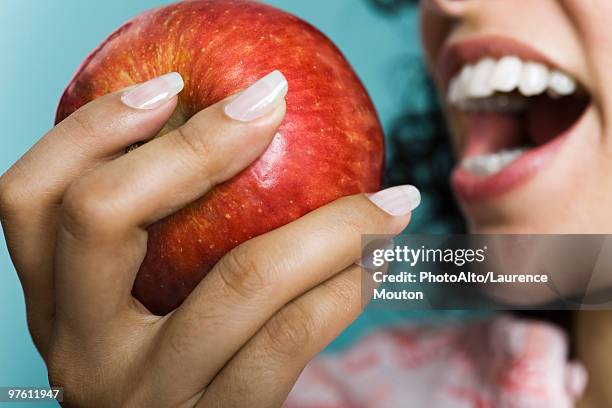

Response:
(448, 56), (590, 176)
(440, 40), (592, 201)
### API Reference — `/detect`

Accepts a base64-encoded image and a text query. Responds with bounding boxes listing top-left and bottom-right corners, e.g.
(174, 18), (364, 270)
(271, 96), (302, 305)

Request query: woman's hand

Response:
(0, 71), (419, 407)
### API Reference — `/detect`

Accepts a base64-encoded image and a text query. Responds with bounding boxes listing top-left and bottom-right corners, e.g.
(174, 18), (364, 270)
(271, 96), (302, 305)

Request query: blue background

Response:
(0, 0), (425, 403)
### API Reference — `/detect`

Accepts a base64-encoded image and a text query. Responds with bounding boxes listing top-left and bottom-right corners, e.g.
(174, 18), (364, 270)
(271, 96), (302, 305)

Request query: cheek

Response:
(563, 1), (612, 200)
(562, 0), (612, 37)
(419, 10), (450, 71)
(563, 0), (612, 124)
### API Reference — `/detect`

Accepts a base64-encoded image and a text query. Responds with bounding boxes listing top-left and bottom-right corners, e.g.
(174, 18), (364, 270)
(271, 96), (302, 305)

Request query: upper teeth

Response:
(448, 56), (577, 109)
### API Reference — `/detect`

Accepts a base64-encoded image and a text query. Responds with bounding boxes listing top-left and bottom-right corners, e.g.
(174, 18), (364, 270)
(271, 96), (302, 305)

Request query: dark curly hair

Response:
(368, 0), (465, 233)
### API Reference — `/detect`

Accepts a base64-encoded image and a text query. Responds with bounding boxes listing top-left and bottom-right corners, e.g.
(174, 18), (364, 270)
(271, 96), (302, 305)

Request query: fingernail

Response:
(367, 185), (421, 216)
(121, 72), (184, 110)
(566, 361), (588, 397)
(224, 70), (288, 122)
(358, 239), (395, 270)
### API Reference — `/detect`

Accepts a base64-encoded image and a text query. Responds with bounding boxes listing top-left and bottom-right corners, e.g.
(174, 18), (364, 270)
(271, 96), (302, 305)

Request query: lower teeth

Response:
(456, 94), (529, 113)
(461, 147), (530, 176)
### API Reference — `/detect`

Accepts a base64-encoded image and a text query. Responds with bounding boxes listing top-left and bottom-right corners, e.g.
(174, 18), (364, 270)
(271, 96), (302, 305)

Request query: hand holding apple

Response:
(1, 2), (421, 404)
(0, 69), (417, 405)
(55, 0), (385, 315)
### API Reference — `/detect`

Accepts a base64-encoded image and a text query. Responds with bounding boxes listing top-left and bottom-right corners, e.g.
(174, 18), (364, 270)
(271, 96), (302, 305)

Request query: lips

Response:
(438, 36), (591, 202)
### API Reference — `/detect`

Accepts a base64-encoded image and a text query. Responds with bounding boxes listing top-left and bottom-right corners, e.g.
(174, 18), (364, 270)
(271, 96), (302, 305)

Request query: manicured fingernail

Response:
(224, 70), (288, 122)
(367, 185), (421, 216)
(358, 239), (395, 270)
(121, 72), (184, 110)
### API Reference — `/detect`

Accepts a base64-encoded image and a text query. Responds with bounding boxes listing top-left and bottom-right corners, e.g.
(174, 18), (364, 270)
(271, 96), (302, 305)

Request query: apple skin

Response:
(56, 0), (384, 315)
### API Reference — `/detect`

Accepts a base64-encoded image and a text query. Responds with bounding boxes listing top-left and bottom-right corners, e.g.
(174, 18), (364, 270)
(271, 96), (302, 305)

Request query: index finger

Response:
(0, 73), (181, 353)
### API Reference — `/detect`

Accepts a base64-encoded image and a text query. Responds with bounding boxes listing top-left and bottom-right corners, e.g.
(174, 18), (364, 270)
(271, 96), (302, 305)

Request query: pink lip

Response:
(441, 35), (589, 203)
(452, 134), (562, 203)
(452, 104), (591, 203)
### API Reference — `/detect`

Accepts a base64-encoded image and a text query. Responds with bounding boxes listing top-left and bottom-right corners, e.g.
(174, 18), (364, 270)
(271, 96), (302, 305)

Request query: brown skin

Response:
(55, 0), (384, 315)
(3, 1), (599, 405)
(0, 86), (409, 406)
(421, 0), (612, 235)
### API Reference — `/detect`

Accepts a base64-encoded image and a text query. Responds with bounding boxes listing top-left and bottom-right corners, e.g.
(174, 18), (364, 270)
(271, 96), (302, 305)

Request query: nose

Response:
(423, 0), (471, 17)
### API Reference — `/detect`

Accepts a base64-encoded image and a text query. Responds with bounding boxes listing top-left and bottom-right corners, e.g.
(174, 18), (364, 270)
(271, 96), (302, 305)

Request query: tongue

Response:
(459, 94), (589, 158)
(463, 112), (524, 157)
(526, 94), (587, 146)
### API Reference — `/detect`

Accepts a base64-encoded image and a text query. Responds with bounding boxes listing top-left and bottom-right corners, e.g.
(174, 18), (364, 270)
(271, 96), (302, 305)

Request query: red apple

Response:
(56, 0), (384, 315)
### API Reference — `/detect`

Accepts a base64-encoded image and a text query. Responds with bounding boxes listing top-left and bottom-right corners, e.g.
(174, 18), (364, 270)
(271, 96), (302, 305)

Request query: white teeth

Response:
(448, 77), (461, 105)
(548, 70), (576, 96)
(468, 58), (496, 98)
(490, 56), (522, 92)
(459, 64), (474, 87)
(457, 64), (474, 101)
(447, 56), (579, 111)
(519, 62), (549, 96)
(457, 94), (528, 113)
(462, 148), (530, 176)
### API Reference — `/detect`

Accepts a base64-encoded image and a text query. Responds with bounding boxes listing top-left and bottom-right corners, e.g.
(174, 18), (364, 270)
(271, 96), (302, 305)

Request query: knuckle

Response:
(336, 193), (393, 234)
(63, 107), (98, 141)
(60, 180), (118, 238)
(46, 342), (86, 402)
(330, 199), (366, 235)
(46, 339), (109, 407)
(262, 301), (316, 359)
(173, 125), (214, 167)
(163, 330), (190, 360)
(322, 273), (359, 311)
(217, 246), (273, 301)
(0, 174), (24, 217)
(46, 347), (72, 388)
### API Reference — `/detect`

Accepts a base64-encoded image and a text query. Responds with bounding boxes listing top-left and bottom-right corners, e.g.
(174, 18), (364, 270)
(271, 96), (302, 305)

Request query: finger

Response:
(565, 361), (587, 399)
(198, 264), (365, 408)
(156, 186), (419, 390)
(0, 72), (182, 351)
(53, 71), (288, 327)
(2, 73), (181, 275)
